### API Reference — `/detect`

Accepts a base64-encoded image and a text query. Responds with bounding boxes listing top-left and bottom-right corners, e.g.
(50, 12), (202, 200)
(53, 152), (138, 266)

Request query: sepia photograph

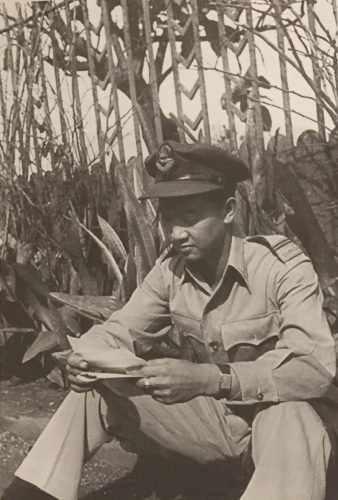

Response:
(0, 1), (337, 499)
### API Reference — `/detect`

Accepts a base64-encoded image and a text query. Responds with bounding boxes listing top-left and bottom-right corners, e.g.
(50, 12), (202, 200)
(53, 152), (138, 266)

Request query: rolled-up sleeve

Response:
(77, 263), (172, 354)
(229, 259), (336, 403)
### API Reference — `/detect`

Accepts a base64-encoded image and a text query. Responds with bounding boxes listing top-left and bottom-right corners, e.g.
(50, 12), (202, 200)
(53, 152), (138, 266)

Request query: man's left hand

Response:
(133, 358), (220, 404)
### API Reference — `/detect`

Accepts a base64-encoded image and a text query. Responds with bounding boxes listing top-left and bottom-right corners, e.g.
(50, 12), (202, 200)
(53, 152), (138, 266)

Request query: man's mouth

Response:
(179, 245), (194, 251)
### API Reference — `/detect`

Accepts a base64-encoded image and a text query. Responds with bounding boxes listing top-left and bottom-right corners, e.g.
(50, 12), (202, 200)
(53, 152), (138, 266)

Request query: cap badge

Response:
(156, 144), (176, 173)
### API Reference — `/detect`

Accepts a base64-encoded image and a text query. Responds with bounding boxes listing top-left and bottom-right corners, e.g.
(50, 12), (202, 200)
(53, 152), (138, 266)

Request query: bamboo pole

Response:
(48, 9), (69, 153)
(64, 0), (87, 170)
(38, 49), (56, 171)
(167, 1), (185, 142)
(273, 1), (293, 149)
(190, 0), (211, 143)
(141, 0), (163, 147)
(80, 0), (105, 166)
(0, 69), (9, 168)
(19, 5), (32, 175)
(249, 14), (337, 125)
(245, 3), (264, 159)
(120, 0), (145, 194)
(0, 205), (10, 259)
(307, 0), (326, 141)
(217, 5), (237, 152)
(101, 0), (126, 166)
(333, 0), (338, 97)
(19, 5), (43, 174)
(3, 5), (26, 177)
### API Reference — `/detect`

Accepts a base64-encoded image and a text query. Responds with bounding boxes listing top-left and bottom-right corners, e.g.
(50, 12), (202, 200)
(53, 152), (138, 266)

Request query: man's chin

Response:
(180, 252), (201, 264)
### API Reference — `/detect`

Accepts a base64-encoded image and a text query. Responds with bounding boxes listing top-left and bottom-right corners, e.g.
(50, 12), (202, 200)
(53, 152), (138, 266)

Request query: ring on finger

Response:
(143, 377), (152, 392)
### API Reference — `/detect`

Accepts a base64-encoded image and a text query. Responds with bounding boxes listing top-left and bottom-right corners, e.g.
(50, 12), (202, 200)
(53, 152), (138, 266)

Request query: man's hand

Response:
(133, 358), (220, 404)
(66, 352), (96, 393)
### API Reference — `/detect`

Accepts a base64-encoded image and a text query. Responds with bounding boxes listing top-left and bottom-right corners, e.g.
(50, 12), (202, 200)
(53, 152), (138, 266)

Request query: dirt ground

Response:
(0, 378), (245, 499)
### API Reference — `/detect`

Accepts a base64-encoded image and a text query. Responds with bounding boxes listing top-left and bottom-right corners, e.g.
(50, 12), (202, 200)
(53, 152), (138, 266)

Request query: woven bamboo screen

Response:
(0, 1), (337, 245)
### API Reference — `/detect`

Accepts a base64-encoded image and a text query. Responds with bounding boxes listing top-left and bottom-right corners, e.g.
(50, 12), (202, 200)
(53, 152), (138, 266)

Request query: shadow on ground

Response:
(81, 456), (247, 500)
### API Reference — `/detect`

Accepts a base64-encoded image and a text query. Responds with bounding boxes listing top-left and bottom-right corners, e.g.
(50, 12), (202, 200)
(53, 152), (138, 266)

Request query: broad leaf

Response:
(14, 263), (50, 298)
(50, 293), (123, 322)
(258, 75), (272, 89)
(261, 105), (272, 132)
(125, 253), (137, 295)
(97, 215), (127, 263)
(66, 216), (98, 296)
(79, 221), (123, 285)
(22, 288), (70, 350)
(58, 305), (81, 336)
(116, 162), (157, 282)
(23, 330), (58, 363)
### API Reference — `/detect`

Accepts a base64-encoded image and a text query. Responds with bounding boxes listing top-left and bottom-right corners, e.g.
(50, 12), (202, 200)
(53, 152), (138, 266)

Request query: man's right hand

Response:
(66, 352), (95, 393)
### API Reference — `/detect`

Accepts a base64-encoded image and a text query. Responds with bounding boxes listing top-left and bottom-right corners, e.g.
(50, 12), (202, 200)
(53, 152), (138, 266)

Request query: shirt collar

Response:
(180, 234), (250, 292)
(226, 234), (250, 290)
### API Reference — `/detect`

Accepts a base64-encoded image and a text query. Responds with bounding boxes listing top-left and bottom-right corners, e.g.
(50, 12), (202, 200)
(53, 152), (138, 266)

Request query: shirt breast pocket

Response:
(221, 312), (280, 363)
(171, 312), (209, 363)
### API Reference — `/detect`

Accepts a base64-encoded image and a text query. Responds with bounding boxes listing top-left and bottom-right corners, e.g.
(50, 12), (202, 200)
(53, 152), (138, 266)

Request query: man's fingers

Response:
(145, 358), (171, 367)
(67, 352), (89, 370)
(135, 376), (169, 391)
(66, 365), (83, 377)
(151, 391), (175, 405)
(135, 378), (146, 389)
(68, 372), (94, 386)
(68, 374), (94, 392)
(134, 364), (168, 378)
(152, 388), (171, 398)
(135, 377), (155, 390)
(70, 384), (92, 393)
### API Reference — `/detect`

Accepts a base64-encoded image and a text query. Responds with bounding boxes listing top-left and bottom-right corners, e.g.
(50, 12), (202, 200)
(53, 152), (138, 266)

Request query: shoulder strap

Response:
(247, 234), (307, 264)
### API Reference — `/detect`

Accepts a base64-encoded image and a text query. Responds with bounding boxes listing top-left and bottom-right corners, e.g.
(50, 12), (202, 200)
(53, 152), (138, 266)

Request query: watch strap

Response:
(216, 364), (232, 399)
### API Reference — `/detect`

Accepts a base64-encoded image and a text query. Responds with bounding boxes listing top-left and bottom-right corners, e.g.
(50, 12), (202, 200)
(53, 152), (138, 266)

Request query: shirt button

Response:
(257, 390), (264, 401)
(209, 341), (219, 352)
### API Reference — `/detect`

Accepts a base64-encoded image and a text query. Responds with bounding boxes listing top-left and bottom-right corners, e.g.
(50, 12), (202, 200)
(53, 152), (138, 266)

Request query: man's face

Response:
(159, 194), (228, 265)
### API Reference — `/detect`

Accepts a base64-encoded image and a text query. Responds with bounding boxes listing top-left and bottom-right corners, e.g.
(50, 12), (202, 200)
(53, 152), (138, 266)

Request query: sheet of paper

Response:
(66, 335), (146, 372)
(76, 371), (143, 382)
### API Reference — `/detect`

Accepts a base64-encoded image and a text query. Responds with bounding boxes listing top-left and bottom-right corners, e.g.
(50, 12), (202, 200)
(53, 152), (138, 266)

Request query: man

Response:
(5, 141), (338, 500)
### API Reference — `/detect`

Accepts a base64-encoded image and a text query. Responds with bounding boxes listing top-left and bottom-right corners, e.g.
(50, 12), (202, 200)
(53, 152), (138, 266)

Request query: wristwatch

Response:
(217, 364), (232, 399)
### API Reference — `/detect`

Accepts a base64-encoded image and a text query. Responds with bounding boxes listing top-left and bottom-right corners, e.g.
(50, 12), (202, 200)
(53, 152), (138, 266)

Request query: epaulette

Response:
(156, 244), (177, 264)
(247, 234), (308, 264)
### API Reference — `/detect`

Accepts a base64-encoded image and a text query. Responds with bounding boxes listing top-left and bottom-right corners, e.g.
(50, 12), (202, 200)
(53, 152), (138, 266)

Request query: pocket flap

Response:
(221, 313), (279, 351)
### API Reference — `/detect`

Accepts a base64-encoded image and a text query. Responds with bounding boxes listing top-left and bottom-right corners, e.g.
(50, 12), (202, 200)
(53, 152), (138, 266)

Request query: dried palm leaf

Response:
(98, 215), (127, 263)
(116, 162), (157, 281)
(79, 221), (123, 285)
(49, 292), (123, 322)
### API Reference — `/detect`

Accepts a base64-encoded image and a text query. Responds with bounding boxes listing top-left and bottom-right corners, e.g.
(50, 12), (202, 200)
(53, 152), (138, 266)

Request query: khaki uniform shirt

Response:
(81, 234), (337, 405)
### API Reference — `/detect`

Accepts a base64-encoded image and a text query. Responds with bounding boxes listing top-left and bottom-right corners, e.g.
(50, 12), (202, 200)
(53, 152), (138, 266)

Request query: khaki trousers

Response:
(15, 379), (331, 500)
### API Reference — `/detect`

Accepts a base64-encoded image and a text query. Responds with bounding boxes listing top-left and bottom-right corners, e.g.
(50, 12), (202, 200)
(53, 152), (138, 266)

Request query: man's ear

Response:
(223, 197), (236, 224)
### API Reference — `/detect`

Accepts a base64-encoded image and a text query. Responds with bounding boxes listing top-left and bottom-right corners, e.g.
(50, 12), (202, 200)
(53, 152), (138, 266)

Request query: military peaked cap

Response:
(140, 140), (250, 199)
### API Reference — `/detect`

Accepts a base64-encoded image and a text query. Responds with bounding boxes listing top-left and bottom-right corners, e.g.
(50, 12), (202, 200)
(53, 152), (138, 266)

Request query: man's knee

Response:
(252, 401), (332, 465)
(254, 401), (327, 432)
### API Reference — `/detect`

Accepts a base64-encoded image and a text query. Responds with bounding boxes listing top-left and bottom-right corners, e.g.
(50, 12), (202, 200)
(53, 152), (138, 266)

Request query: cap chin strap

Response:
(158, 174), (225, 186)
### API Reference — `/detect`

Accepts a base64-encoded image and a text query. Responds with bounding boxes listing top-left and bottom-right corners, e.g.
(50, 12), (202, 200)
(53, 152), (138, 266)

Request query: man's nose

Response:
(171, 225), (189, 242)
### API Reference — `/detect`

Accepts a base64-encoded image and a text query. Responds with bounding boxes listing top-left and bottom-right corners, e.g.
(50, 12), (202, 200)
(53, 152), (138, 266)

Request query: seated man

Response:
(5, 141), (338, 500)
